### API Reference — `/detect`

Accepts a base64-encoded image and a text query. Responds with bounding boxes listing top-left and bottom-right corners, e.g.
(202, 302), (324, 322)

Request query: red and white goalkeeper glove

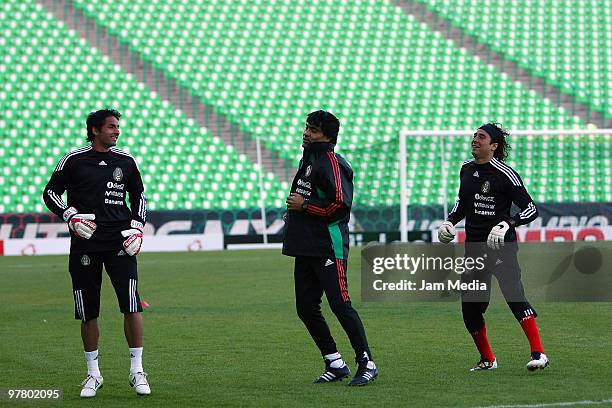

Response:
(63, 207), (97, 240)
(121, 220), (144, 256)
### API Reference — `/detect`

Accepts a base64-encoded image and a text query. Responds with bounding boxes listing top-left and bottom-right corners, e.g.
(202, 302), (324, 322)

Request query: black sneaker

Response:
(470, 357), (498, 371)
(348, 358), (378, 386)
(313, 358), (350, 383)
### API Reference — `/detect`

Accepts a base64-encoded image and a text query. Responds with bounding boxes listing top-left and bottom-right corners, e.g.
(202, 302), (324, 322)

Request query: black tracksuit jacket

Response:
(282, 142), (353, 260)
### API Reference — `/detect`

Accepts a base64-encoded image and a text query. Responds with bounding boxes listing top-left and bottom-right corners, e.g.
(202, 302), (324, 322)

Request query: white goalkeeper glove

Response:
(487, 221), (510, 250)
(121, 220), (144, 256)
(63, 207), (97, 240)
(437, 220), (456, 243)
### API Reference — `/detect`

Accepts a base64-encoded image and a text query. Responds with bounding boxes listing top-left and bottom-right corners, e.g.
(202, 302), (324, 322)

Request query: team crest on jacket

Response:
(113, 167), (123, 182)
(481, 181), (490, 193)
(305, 165), (312, 177)
(81, 255), (90, 266)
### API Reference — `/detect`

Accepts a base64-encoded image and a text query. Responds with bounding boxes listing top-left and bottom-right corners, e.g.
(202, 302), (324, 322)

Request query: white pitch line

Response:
(475, 399), (612, 408)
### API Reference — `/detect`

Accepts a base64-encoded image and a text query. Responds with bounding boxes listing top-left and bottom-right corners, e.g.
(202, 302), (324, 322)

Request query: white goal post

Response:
(399, 128), (612, 242)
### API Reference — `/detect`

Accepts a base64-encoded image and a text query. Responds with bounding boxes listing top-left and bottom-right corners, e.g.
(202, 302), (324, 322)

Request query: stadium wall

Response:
(0, 203), (610, 255)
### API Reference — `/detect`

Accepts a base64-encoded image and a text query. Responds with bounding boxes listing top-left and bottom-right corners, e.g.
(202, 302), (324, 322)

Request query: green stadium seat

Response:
(1, 0), (609, 212)
(0, 0), (287, 212)
(417, 0), (611, 119)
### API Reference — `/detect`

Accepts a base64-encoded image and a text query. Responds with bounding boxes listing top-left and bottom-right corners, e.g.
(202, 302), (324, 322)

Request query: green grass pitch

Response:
(1, 249), (611, 407)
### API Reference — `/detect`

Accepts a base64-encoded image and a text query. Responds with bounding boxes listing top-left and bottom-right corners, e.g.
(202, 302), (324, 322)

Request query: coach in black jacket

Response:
(283, 110), (378, 386)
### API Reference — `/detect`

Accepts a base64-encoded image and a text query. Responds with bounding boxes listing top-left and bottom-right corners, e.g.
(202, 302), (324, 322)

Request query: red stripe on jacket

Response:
(305, 152), (343, 217)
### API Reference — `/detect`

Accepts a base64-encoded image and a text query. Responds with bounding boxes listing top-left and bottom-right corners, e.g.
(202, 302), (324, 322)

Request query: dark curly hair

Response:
(86, 109), (121, 142)
(481, 122), (511, 162)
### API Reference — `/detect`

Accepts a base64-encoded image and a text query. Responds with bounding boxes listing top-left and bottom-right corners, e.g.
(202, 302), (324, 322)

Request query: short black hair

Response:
(306, 110), (340, 144)
(86, 109), (121, 142)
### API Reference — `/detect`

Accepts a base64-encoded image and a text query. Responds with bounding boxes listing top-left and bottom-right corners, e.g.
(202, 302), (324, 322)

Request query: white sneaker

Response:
(80, 375), (103, 398)
(526, 353), (549, 371)
(470, 358), (498, 371)
(129, 372), (151, 396)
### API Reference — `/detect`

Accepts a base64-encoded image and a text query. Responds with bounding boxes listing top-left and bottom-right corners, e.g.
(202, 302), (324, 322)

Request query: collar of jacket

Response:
(302, 142), (335, 162)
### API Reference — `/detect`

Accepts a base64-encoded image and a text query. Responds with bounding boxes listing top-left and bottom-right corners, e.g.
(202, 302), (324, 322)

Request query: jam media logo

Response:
(113, 167), (123, 182)
(481, 180), (490, 193)
(81, 255), (90, 266)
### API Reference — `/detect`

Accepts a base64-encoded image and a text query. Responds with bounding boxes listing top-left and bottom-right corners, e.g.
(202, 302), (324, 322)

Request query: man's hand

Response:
(286, 193), (306, 211)
(65, 207), (97, 240)
(437, 220), (456, 243)
(487, 221), (510, 250)
(121, 220), (144, 256)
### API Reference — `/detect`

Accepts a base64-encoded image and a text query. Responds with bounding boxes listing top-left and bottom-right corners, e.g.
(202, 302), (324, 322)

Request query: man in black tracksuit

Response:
(283, 110), (378, 386)
(43, 109), (151, 397)
(437, 123), (549, 372)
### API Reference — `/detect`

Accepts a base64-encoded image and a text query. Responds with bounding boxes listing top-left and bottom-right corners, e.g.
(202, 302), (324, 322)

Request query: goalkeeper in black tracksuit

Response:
(42, 109), (150, 397)
(437, 123), (549, 372)
(283, 110), (377, 386)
